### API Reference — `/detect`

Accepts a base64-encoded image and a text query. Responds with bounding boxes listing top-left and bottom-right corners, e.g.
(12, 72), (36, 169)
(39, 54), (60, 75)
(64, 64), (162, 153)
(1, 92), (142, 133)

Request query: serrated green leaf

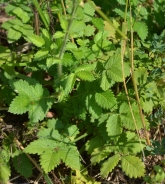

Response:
(120, 103), (147, 130)
(12, 153), (32, 178)
(121, 155), (145, 178)
(106, 114), (122, 136)
(105, 49), (130, 82)
(9, 80), (54, 122)
(8, 94), (31, 114)
(94, 31), (108, 44)
(28, 34), (45, 47)
(70, 20), (86, 37)
(85, 137), (104, 154)
(0, 163), (11, 184)
(40, 149), (61, 173)
(95, 91), (116, 110)
(104, 19), (120, 40)
(119, 132), (145, 154)
(47, 119), (64, 130)
(134, 22), (148, 41)
(134, 67), (148, 85)
(100, 154), (120, 177)
(34, 48), (49, 61)
(60, 146), (80, 170)
(37, 128), (61, 141)
(86, 94), (102, 121)
(60, 73), (76, 95)
(84, 2), (95, 22)
(12, 7), (30, 23)
(53, 31), (65, 39)
(66, 42), (77, 50)
(92, 18), (104, 31)
(84, 25), (95, 37)
(28, 97), (53, 122)
(62, 53), (75, 66)
(2, 18), (23, 30)
(0, 153), (11, 184)
(7, 25), (22, 42)
(42, 29), (52, 48)
(75, 63), (96, 73)
(46, 57), (61, 68)
(100, 71), (111, 91)
(76, 71), (95, 81)
(66, 125), (79, 139)
(24, 139), (58, 155)
(91, 147), (113, 164)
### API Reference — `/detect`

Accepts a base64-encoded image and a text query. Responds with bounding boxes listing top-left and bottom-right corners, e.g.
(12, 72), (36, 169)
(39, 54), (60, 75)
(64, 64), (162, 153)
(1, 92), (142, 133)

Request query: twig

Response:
(129, 1), (150, 146)
(14, 138), (43, 173)
(121, 1), (146, 159)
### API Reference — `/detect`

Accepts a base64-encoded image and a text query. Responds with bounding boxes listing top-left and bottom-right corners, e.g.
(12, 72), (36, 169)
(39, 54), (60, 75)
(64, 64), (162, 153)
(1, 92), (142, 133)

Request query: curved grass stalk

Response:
(128, 2), (151, 146)
(120, 1), (148, 160)
(121, 22), (146, 158)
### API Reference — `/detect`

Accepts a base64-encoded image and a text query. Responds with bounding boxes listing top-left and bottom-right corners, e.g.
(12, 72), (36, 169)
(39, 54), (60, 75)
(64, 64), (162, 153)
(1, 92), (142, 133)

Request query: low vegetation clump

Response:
(0, 0), (165, 183)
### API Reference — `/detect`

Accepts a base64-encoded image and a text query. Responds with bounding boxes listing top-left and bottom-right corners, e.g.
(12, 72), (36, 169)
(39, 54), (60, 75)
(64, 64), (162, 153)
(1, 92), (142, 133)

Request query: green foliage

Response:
(9, 79), (54, 122)
(0, 149), (11, 183)
(100, 154), (120, 177)
(24, 119), (80, 173)
(1, 0), (165, 183)
(144, 165), (165, 183)
(12, 151), (33, 178)
(121, 155), (145, 178)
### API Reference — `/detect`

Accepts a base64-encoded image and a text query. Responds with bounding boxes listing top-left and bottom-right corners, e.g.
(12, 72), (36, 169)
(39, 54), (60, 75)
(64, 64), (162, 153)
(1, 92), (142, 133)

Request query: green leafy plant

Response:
(1, 0), (165, 183)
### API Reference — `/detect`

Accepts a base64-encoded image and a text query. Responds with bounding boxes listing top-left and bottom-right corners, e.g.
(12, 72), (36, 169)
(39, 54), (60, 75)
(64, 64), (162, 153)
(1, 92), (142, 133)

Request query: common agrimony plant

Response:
(1, 0), (165, 183)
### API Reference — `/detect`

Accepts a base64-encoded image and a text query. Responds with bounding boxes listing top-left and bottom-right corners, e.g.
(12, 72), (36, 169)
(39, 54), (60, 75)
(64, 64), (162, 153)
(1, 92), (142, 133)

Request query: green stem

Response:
(87, 0), (127, 40)
(58, 0), (78, 77)
(72, 133), (88, 143)
(32, 0), (49, 30)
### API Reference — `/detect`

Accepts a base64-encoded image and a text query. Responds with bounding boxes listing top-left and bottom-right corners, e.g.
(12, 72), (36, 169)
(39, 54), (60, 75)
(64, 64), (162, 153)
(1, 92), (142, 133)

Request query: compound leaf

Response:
(9, 80), (54, 122)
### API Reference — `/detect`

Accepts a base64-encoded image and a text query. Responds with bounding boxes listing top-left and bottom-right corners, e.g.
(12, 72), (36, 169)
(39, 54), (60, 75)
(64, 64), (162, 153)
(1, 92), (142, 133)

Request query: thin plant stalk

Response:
(32, 0), (49, 30)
